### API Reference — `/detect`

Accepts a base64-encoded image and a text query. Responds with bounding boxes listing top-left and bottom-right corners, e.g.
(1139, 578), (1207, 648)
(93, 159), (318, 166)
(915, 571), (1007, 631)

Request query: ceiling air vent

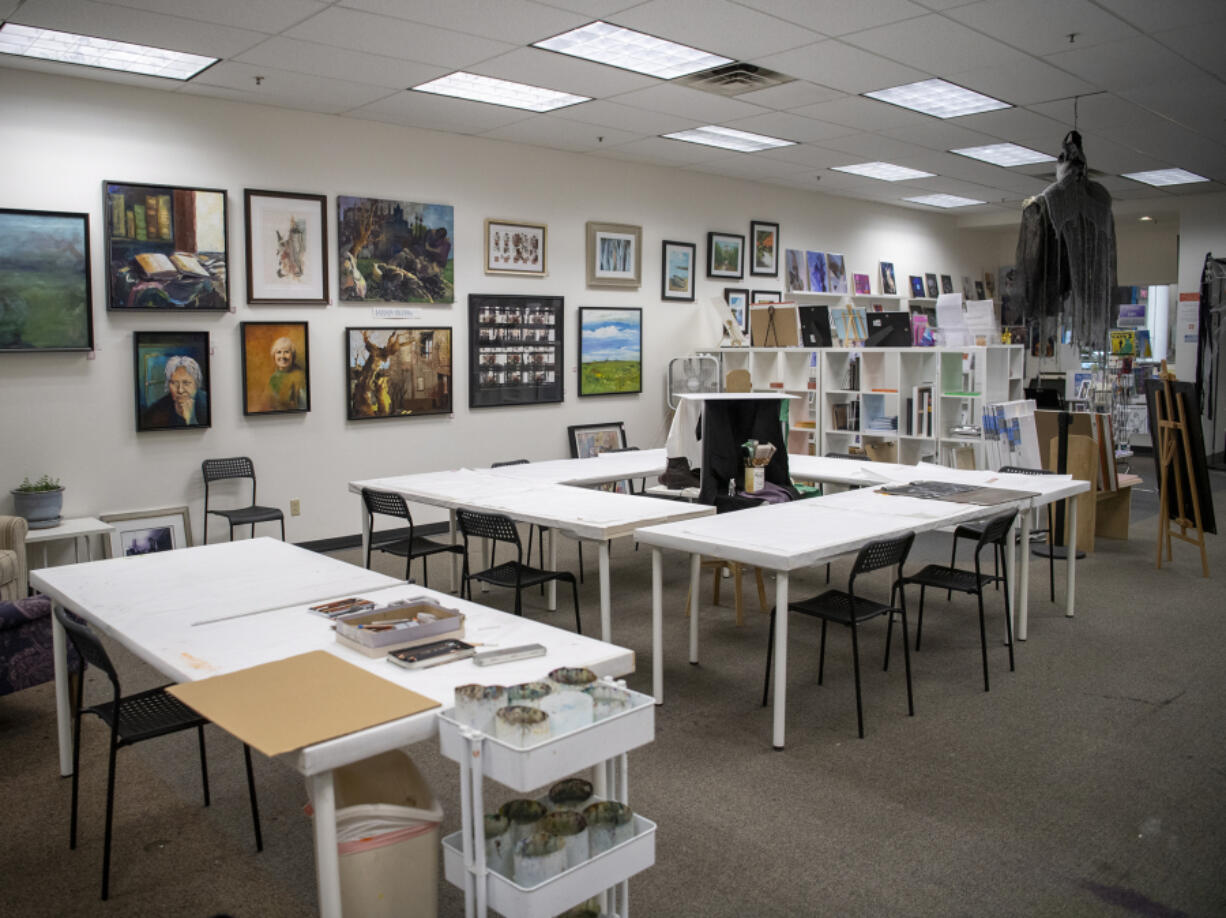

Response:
(676, 62), (794, 97)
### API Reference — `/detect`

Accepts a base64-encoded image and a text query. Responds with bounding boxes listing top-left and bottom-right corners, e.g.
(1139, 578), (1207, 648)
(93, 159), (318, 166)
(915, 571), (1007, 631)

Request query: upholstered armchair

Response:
(0, 515), (28, 602)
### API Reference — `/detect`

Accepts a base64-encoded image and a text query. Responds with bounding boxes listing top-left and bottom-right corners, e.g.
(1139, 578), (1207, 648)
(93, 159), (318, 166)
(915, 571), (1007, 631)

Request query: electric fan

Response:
(667, 355), (720, 410)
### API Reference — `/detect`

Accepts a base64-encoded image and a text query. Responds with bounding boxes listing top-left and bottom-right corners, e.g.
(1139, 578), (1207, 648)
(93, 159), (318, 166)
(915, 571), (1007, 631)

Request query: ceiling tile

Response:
(691, 155), (814, 182)
(755, 142), (862, 169)
(557, 99), (697, 134)
(480, 114), (642, 152)
(340, 0), (588, 44)
(880, 121), (998, 151)
(1043, 34), (1206, 92)
(0, 0), (20, 15)
(285, 7), (514, 68)
(537, 0), (646, 16)
(944, 0), (1139, 56)
(1049, 131), (1169, 175)
(1091, 0), (1226, 32)
(955, 107), (1070, 147)
(720, 111), (859, 143)
(472, 47), (657, 99)
(819, 132), (941, 163)
(1122, 77), (1226, 146)
(90, 0), (328, 33)
(595, 136), (730, 166)
(1153, 23), (1226, 82)
(609, 83), (771, 123)
(944, 56), (1097, 106)
(1028, 94), (1166, 134)
(235, 37), (445, 89)
(791, 95), (929, 130)
(1095, 123), (1226, 181)
(733, 80), (845, 111)
(609, 0), (822, 60)
(731, 0), (928, 37)
(840, 13), (1029, 77)
(346, 89), (531, 134)
(10, 0), (266, 58)
(756, 40), (928, 94)
(190, 60), (393, 111)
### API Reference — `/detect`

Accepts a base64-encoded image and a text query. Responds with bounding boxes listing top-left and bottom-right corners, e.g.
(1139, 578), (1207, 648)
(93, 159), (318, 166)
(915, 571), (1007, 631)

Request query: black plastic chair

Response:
(822, 452), (866, 582)
(456, 509), (582, 633)
(762, 531), (916, 739)
(491, 459), (551, 586)
(901, 509), (1018, 692)
(54, 606), (262, 901)
(202, 457), (284, 543)
(361, 488), (464, 587)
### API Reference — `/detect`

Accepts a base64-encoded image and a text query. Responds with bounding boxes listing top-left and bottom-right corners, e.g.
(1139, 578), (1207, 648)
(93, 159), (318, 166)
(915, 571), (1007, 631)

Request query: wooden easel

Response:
(1155, 363), (1210, 576)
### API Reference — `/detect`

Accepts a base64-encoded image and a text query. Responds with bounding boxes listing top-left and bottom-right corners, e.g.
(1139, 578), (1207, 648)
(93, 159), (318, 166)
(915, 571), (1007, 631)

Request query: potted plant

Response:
(11, 474), (63, 529)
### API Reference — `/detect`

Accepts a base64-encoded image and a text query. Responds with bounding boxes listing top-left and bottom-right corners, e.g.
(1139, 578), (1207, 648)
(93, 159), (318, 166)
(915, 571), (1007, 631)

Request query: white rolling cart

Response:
(438, 682), (657, 918)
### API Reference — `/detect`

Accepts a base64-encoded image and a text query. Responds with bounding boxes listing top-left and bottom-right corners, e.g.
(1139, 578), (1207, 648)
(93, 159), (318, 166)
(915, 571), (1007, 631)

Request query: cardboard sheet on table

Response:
(168, 650), (438, 758)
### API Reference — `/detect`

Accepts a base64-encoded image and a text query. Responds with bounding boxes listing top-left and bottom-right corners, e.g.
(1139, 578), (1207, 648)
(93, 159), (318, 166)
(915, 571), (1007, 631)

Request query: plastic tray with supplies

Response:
(387, 639), (476, 670)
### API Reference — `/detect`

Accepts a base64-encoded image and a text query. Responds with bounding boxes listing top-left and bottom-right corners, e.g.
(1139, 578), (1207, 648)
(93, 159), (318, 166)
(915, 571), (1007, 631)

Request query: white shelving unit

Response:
(438, 683), (657, 918)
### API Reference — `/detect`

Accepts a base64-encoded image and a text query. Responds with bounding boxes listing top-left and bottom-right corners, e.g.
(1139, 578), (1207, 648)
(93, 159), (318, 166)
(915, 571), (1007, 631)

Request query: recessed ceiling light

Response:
(1121, 168), (1209, 187)
(412, 72), (590, 112)
(865, 78), (1010, 119)
(1138, 215), (1155, 222)
(662, 125), (795, 152)
(533, 21), (731, 80)
(903, 193), (985, 208)
(0, 22), (216, 80)
(832, 161), (934, 181)
(950, 143), (1055, 167)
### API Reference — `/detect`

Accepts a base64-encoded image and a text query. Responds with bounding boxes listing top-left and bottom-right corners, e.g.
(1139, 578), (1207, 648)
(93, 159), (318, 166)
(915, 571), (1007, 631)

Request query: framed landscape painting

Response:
(244, 189), (329, 305)
(0, 208), (93, 352)
(485, 219), (546, 276)
(578, 307), (641, 397)
(101, 506), (192, 558)
(104, 181), (228, 311)
(707, 232), (744, 279)
(134, 330), (211, 431)
(586, 221), (641, 288)
(240, 321), (310, 415)
(346, 326), (452, 420)
(337, 196), (454, 303)
(750, 220), (778, 276)
(661, 240), (696, 301)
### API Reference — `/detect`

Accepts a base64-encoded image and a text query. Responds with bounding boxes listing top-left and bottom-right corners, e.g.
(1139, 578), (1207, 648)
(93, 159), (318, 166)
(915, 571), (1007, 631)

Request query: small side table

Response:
(25, 517), (115, 571)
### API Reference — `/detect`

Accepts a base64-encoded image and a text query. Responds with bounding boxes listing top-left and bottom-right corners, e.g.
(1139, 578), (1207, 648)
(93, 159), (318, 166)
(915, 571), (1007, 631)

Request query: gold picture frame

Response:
(484, 218), (547, 277)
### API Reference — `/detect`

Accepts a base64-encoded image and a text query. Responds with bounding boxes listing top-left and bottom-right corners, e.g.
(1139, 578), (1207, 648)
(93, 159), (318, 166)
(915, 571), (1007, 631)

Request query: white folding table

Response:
(34, 538), (635, 918)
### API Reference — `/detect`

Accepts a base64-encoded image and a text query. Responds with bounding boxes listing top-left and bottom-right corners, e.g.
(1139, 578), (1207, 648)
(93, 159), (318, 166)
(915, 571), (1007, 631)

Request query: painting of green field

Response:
(581, 360), (640, 395)
(0, 209), (93, 351)
(579, 307), (641, 396)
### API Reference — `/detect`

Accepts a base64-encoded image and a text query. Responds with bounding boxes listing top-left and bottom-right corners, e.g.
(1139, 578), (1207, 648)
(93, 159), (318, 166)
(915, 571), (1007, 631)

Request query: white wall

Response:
(0, 68), (1003, 543)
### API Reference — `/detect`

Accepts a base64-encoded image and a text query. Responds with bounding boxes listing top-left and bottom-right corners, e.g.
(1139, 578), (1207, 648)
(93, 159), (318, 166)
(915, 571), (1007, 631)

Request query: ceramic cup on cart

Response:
(454, 684), (506, 735)
(547, 778), (594, 812)
(495, 705), (550, 748)
(584, 800), (634, 854)
(500, 798), (547, 847)
(585, 683), (632, 721)
(540, 810), (589, 870)
(513, 832), (568, 887)
(484, 813), (514, 877)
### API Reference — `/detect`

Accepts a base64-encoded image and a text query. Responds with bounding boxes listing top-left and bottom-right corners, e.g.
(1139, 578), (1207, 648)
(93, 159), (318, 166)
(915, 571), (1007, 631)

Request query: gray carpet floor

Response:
(3, 460), (1224, 917)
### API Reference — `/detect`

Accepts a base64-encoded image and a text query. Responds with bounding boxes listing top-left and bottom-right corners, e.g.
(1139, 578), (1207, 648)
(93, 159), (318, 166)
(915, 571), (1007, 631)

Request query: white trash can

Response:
(310, 750), (444, 918)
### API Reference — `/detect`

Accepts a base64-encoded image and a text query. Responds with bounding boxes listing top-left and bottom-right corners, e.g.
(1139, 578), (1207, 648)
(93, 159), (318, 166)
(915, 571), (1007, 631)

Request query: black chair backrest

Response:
(851, 531), (915, 579)
(714, 494), (766, 514)
(976, 509), (1020, 549)
(202, 456), (256, 484)
(361, 488), (411, 521)
(456, 509), (521, 549)
(492, 459), (529, 467)
(825, 452), (860, 460)
(998, 465), (1054, 476)
(52, 605), (119, 691)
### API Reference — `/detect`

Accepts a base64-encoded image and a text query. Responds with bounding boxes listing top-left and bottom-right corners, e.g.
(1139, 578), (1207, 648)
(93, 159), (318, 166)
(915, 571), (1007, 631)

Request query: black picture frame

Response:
(133, 330), (211, 431)
(578, 307), (642, 397)
(346, 326), (453, 420)
(468, 294), (564, 408)
(240, 321), (311, 415)
(752, 290), (782, 304)
(749, 220), (779, 277)
(0, 207), (94, 352)
(661, 240), (696, 301)
(724, 287), (749, 333)
(707, 231), (744, 279)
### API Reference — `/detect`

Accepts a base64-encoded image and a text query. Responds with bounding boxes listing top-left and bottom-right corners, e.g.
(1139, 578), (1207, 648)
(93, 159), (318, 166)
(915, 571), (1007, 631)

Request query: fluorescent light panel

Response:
(662, 125), (794, 152)
(866, 78), (1009, 119)
(413, 72), (590, 112)
(951, 143), (1054, 167)
(832, 161), (934, 181)
(534, 21), (731, 80)
(1121, 168), (1209, 187)
(904, 193), (985, 208)
(0, 22), (215, 80)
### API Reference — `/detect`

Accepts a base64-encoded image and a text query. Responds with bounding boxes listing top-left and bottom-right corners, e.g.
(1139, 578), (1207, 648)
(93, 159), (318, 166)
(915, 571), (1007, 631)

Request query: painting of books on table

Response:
(104, 181), (229, 310)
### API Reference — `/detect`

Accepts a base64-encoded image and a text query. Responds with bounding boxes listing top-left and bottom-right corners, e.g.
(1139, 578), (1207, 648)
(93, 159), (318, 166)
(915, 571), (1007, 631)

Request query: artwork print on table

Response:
(244, 190), (328, 305)
(807, 251), (827, 292)
(133, 330), (211, 431)
(578, 307), (641, 396)
(346, 326), (452, 420)
(337, 196), (454, 303)
(101, 506), (193, 559)
(0, 208), (93, 352)
(826, 253), (848, 293)
(880, 261), (896, 296)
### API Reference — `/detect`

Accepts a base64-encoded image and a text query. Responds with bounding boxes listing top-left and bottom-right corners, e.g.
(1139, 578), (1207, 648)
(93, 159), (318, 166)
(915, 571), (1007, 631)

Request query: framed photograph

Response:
(243, 189), (329, 305)
(985, 271), (996, 299)
(0, 208), (93, 352)
(586, 222), (641, 288)
(661, 240), (696, 301)
(707, 232), (744, 279)
(724, 288), (749, 333)
(940, 274), (954, 295)
(134, 330), (211, 431)
(752, 290), (782, 304)
(909, 275), (925, 298)
(337, 196), (454, 303)
(785, 249), (806, 292)
(568, 421), (627, 459)
(880, 261), (897, 296)
(240, 321), (311, 415)
(485, 219), (546, 277)
(975, 280), (986, 299)
(925, 273), (940, 298)
(104, 181), (228, 311)
(853, 273), (871, 295)
(346, 327), (452, 420)
(578, 307), (641, 397)
(826, 253), (848, 293)
(750, 220), (779, 277)
(469, 294), (563, 408)
(100, 506), (192, 558)
(807, 251), (827, 292)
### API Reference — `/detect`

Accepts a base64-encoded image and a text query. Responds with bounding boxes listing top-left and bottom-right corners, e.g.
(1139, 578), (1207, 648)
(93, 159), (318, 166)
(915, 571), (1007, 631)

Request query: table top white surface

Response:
(24, 516), (114, 542)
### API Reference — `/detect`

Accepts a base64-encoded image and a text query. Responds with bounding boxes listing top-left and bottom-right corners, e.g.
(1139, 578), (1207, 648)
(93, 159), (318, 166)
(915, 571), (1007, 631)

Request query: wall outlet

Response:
(290, 498), (301, 517)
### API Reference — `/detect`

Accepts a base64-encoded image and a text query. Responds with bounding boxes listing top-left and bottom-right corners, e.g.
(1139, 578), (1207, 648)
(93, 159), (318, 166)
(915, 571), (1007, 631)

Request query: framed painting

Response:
(568, 421), (627, 459)
(469, 294), (563, 408)
(0, 208), (93, 352)
(826, 253), (848, 293)
(807, 251), (827, 292)
(853, 273), (871, 295)
(661, 240), (696, 301)
(337, 196), (454, 303)
(243, 189), (329, 305)
(752, 290), (782, 304)
(909, 275), (925, 298)
(240, 321), (310, 415)
(578, 307), (641, 397)
(485, 219), (547, 276)
(724, 287), (749, 333)
(750, 220), (778, 277)
(785, 249), (806, 292)
(707, 231), (744, 279)
(880, 261), (897, 296)
(134, 330), (211, 431)
(100, 506), (192, 558)
(941, 273), (954, 294)
(925, 273), (940, 298)
(586, 221), (641, 288)
(104, 181), (228, 311)
(346, 326), (452, 420)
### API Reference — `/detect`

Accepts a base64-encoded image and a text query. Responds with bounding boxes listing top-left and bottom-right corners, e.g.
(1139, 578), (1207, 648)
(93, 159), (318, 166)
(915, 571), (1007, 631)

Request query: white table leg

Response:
(547, 530), (558, 611)
(1003, 518), (1017, 647)
(1017, 507), (1032, 642)
(652, 548), (664, 705)
(449, 509), (460, 594)
(52, 603), (72, 776)
(1065, 497), (1078, 618)
(310, 770), (342, 918)
(598, 540), (612, 642)
(772, 571), (790, 750)
(688, 553), (700, 664)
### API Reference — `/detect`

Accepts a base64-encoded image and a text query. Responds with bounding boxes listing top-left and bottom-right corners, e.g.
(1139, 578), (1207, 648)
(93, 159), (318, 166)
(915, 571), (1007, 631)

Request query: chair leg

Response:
(69, 680), (84, 850)
(1001, 559), (1015, 673)
(711, 564), (722, 606)
(883, 582), (899, 671)
(243, 744), (263, 853)
(948, 539), (958, 601)
(1047, 505), (1056, 603)
(754, 568), (767, 613)
(916, 585), (926, 651)
(197, 724), (210, 807)
(279, 518), (285, 541)
(817, 619), (828, 685)
(578, 542), (585, 584)
(826, 562), (831, 584)
(101, 726), (120, 900)
(900, 600), (914, 718)
(850, 621), (865, 739)
(976, 588), (990, 693)
(732, 563), (744, 627)
(421, 555), (429, 588)
(762, 609), (775, 707)
(571, 578), (582, 635)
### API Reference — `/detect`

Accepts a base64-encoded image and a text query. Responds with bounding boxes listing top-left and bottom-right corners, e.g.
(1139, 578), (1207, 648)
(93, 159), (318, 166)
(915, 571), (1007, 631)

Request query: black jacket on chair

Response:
(698, 399), (796, 504)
